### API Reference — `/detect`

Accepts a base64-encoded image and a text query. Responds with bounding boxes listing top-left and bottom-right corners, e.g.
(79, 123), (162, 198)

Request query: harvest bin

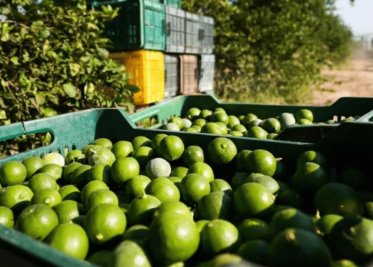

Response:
(185, 12), (201, 54)
(165, 6), (185, 53)
(179, 55), (199, 95)
(165, 54), (179, 98)
(199, 54), (215, 93)
(110, 50), (165, 105)
(129, 94), (373, 142)
(93, 0), (166, 51)
(199, 15), (214, 54)
(0, 109), (372, 266)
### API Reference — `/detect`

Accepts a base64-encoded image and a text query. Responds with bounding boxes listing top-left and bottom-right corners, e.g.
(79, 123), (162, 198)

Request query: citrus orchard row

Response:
(162, 107), (355, 139)
(0, 134), (371, 267)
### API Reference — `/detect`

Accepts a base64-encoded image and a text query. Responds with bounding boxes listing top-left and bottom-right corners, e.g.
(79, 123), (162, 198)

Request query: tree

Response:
(0, 0), (136, 124)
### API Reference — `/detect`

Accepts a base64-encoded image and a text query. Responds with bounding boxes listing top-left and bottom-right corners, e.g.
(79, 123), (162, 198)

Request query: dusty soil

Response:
(310, 49), (373, 105)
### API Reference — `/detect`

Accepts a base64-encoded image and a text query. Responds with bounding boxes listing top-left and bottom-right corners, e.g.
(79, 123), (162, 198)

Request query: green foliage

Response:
(183, 0), (353, 103)
(0, 0), (136, 124)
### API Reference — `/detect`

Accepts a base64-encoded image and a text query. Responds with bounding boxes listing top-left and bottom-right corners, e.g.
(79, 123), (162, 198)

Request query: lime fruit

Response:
(109, 240), (151, 267)
(28, 173), (58, 192)
(124, 175), (151, 201)
(145, 158), (171, 179)
(183, 145), (204, 167)
(292, 162), (329, 193)
(70, 164), (91, 187)
(42, 152), (65, 167)
(122, 224), (149, 246)
(85, 203), (126, 244)
(297, 150), (328, 169)
(59, 184), (80, 201)
(65, 150), (85, 164)
(316, 214), (343, 235)
(32, 188), (62, 208)
(296, 109), (314, 122)
(62, 162), (82, 183)
(145, 177), (180, 203)
(246, 149), (277, 176)
(0, 161), (27, 186)
(171, 166), (189, 179)
(188, 162), (214, 182)
(80, 180), (109, 207)
(153, 201), (193, 219)
(151, 134), (168, 153)
(196, 191), (232, 220)
(87, 163), (110, 184)
(111, 157), (140, 184)
(46, 223), (89, 260)
(246, 173), (280, 194)
(186, 107), (201, 120)
(126, 195), (161, 226)
(87, 147), (115, 166)
(53, 200), (80, 223)
(0, 206), (14, 228)
(200, 219), (239, 256)
(261, 118), (281, 134)
(269, 228), (332, 267)
(246, 126), (268, 139)
(94, 138), (113, 149)
(202, 122), (223, 135)
(235, 150), (252, 172)
(112, 140), (134, 158)
(233, 182), (275, 218)
(181, 173), (211, 204)
(134, 146), (154, 168)
(237, 239), (269, 265)
(0, 184), (33, 211)
(148, 213), (199, 264)
(87, 189), (119, 210)
(210, 179), (233, 197)
(207, 138), (237, 165)
(159, 135), (185, 161)
(22, 156), (45, 178)
(278, 112), (296, 129)
(37, 164), (62, 180)
(315, 183), (363, 216)
(238, 218), (269, 242)
(16, 204), (58, 240)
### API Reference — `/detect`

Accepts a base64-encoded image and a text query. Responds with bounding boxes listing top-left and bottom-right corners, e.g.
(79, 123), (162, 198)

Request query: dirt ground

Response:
(310, 49), (373, 105)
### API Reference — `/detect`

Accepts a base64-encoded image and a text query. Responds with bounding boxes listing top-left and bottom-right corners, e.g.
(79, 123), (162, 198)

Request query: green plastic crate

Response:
(163, 0), (181, 8)
(0, 108), (373, 265)
(92, 0), (166, 51)
(129, 95), (373, 142)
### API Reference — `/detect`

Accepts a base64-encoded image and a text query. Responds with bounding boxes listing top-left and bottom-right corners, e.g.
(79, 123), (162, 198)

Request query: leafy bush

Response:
(0, 0), (136, 124)
(183, 0), (353, 103)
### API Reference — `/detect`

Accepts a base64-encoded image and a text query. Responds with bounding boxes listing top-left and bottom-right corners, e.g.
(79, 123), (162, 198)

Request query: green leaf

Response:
(63, 83), (78, 98)
(69, 63), (81, 77)
(0, 110), (7, 120)
(10, 56), (19, 65)
(1, 23), (10, 42)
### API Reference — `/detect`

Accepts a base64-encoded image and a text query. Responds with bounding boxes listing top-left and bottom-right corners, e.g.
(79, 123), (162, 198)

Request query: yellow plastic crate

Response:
(111, 50), (165, 105)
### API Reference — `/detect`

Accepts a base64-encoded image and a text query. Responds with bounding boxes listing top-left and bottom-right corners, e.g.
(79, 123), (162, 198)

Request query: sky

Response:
(334, 0), (373, 36)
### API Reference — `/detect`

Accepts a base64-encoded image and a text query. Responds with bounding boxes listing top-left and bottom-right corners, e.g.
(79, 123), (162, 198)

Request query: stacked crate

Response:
(91, 0), (215, 105)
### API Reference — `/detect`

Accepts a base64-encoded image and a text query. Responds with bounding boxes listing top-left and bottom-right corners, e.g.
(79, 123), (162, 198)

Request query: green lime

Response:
(0, 184), (33, 211)
(246, 149), (277, 177)
(238, 218), (269, 242)
(242, 113), (258, 126)
(109, 240), (151, 267)
(315, 183), (362, 216)
(210, 179), (233, 197)
(42, 152), (65, 167)
(269, 228), (332, 267)
(196, 220), (209, 233)
(28, 173), (59, 192)
(186, 107), (201, 120)
(183, 146), (204, 167)
(153, 201), (193, 219)
(169, 116), (185, 129)
(148, 213), (199, 264)
(200, 219), (239, 256)
(87, 146), (116, 166)
(65, 150), (85, 164)
(81, 180), (109, 207)
(94, 138), (113, 149)
(297, 150), (328, 169)
(171, 166), (189, 179)
(207, 137), (237, 165)
(232, 124), (247, 133)
(246, 173), (280, 194)
(296, 109), (314, 122)
(111, 157), (140, 184)
(159, 135), (185, 161)
(237, 239), (269, 265)
(193, 118), (207, 128)
(70, 164), (91, 187)
(32, 189), (62, 208)
(196, 191), (232, 220)
(87, 189), (119, 210)
(261, 118), (281, 133)
(201, 109), (213, 119)
(145, 158), (171, 179)
(182, 118), (192, 129)
(269, 208), (315, 237)
(134, 146), (154, 167)
(216, 122), (228, 135)
(278, 112), (296, 129)
(145, 177), (180, 203)
(328, 216), (373, 264)
(59, 184), (80, 201)
(16, 204), (59, 240)
(164, 122), (180, 131)
(231, 172), (250, 190)
(292, 162), (329, 193)
(229, 131), (243, 137)
(22, 156), (45, 178)
(186, 126), (201, 133)
(199, 253), (245, 267)
(267, 133), (278, 140)
(122, 224), (150, 246)
(181, 173), (211, 204)
(331, 259), (358, 267)
(112, 140), (134, 158)
(62, 162), (82, 183)
(53, 200), (80, 223)
(151, 134), (168, 153)
(248, 118), (263, 127)
(87, 164), (110, 184)
(132, 136), (152, 150)
(126, 195), (161, 226)
(316, 214), (343, 235)
(235, 150), (252, 172)
(37, 164), (62, 180)
(0, 161), (27, 186)
(125, 175), (151, 201)
(212, 111), (229, 125)
(87, 250), (112, 267)
(46, 223), (89, 260)
(233, 182), (275, 218)
(246, 126), (268, 139)
(202, 122), (223, 135)
(227, 115), (240, 128)
(0, 206), (14, 228)
(85, 203), (126, 244)
(188, 162), (214, 182)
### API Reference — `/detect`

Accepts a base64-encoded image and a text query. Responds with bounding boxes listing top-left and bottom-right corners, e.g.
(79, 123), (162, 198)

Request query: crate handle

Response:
(355, 110), (373, 122)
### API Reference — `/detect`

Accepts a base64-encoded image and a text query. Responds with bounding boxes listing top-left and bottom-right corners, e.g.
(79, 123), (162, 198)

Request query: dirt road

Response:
(310, 49), (373, 105)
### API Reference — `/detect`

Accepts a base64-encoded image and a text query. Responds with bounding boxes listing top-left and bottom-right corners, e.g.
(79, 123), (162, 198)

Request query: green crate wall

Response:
(93, 0), (166, 51)
(163, 0), (181, 8)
